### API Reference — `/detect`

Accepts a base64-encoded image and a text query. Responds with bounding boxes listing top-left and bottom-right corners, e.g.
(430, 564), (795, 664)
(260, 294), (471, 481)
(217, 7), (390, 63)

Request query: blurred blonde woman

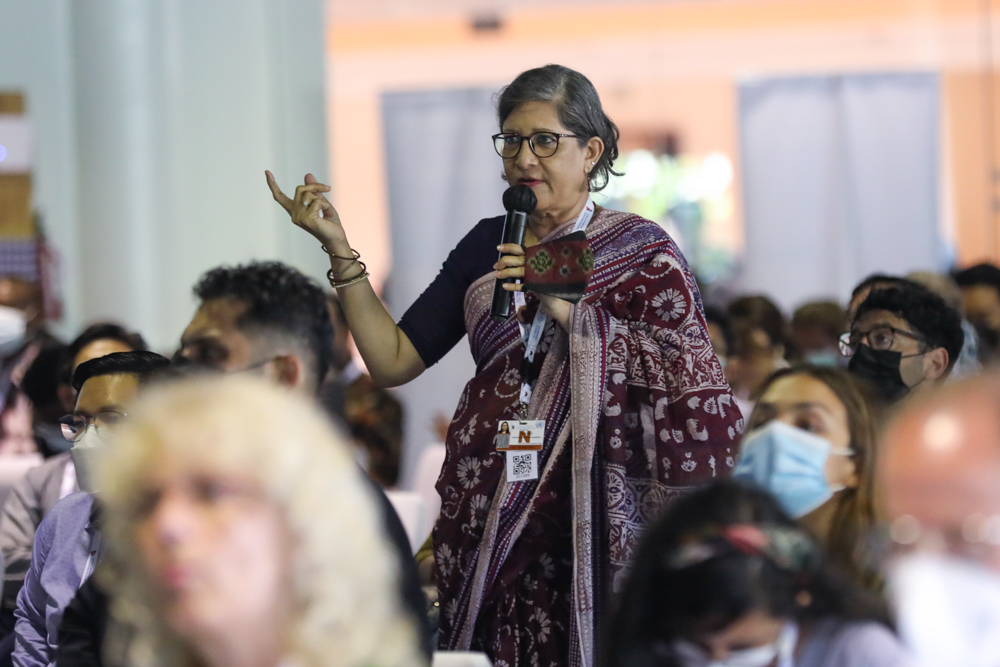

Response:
(97, 377), (424, 667)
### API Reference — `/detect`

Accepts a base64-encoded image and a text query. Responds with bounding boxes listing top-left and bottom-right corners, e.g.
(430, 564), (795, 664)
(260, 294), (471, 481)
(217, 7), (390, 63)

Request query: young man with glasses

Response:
(840, 285), (963, 403)
(12, 351), (170, 667)
(0, 325), (147, 637)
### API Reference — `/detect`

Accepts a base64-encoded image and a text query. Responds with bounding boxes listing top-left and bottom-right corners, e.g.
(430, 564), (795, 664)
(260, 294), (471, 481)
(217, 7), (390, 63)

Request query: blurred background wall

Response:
(0, 0), (330, 349)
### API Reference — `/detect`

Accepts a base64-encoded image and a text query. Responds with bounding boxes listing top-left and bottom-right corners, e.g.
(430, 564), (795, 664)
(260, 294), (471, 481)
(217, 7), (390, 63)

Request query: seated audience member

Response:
(176, 262), (334, 393)
(344, 375), (404, 489)
(880, 374), (1000, 667)
(606, 481), (911, 667)
(703, 306), (733, 369)
(954, 262), (1000, 364)
(0, 325), (146, 627)
(908, 270), (982, 379)
(20, 343), (71, 457)
(791, 301), (846, 366)
(56, 325), (148, 412)
(97, 377), (424, 667)
(725, 296), (789, 413)
(846, 274), (922, 322)
(842, 286), (963, 404)
(173, 261), (430, 656)
(13, 352), (170, 667)
(0, 277), (58, 457)
(735, 366), (882, 590)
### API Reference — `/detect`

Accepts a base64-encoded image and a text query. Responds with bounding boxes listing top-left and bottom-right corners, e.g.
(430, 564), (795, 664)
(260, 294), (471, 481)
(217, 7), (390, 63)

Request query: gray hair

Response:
(497, 64), (621, 191)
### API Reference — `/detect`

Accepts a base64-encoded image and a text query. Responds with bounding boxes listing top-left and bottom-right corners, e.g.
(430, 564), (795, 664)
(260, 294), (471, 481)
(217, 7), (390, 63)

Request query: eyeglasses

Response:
(59, 410), (127, 443)
(838, 325), (927, 358)
(492, 132), (580, 159)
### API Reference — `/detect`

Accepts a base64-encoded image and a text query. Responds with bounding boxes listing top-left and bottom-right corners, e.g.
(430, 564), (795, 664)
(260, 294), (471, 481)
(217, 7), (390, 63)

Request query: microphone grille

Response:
(503, 184), (538, 213)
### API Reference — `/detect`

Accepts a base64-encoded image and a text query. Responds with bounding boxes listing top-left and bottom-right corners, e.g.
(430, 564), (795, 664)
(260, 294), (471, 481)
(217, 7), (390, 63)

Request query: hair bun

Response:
(503, 184), (538, 213)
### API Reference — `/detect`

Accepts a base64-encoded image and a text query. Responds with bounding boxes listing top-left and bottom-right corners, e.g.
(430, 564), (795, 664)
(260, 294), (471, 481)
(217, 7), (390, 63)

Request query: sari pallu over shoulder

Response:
(433, 208), (744, 667)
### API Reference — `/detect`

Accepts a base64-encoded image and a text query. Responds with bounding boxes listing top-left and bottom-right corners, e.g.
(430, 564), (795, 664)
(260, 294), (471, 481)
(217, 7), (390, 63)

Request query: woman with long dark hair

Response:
(606, 482), (912, 667)
(735, 366), (882, 589)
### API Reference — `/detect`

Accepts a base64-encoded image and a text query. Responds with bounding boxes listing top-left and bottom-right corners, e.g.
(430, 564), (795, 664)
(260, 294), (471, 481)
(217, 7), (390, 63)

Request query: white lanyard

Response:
(80, 529), (102, 586)
(515, 196), (595, 406)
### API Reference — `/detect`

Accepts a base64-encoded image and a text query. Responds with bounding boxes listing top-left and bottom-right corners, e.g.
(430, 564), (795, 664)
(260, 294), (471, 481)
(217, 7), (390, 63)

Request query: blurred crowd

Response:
(0, 254), (993, 667)
(2, 63), (1000, 667)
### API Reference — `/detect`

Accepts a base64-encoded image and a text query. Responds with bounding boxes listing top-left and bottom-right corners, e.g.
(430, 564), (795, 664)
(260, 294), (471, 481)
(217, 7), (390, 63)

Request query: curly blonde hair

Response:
(97, 376), (424, 667)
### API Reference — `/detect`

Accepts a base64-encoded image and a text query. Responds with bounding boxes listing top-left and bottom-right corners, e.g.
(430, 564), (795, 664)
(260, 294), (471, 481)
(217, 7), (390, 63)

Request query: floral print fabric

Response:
(433, 209), (743, 667)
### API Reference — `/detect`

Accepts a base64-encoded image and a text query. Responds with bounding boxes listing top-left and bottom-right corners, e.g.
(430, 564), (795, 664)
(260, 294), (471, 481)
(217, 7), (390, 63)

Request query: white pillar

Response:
(71, 0), (330, 351)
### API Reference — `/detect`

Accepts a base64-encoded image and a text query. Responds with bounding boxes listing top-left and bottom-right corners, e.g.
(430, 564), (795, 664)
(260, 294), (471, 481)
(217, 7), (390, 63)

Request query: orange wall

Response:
(327, 0), (1000, 286)
(944, 71), (1000, 264)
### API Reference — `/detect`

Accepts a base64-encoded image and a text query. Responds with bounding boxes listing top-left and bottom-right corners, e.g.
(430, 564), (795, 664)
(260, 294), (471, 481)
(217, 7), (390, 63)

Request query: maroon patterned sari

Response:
(433, 209), (744, 667)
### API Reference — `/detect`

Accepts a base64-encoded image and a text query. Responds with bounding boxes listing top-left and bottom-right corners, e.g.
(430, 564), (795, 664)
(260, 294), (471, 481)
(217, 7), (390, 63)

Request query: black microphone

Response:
(491, 184), (538, 320)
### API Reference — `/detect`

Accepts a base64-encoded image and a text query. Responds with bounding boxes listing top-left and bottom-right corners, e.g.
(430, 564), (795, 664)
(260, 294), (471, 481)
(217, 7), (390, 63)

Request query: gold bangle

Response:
(328, 270), (370, 289)
(321, 245), (361, 262)
(326, 258), (367, 281)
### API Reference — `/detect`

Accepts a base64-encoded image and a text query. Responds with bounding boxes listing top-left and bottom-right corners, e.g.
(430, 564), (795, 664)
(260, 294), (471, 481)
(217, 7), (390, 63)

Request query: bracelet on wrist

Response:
(321, 245), (361, 262)
(322, 243), (368, 284)
(328, 270), (370, 290)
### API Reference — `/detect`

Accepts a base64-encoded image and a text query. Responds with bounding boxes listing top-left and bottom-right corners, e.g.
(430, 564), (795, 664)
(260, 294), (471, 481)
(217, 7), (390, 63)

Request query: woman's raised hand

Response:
(265, 171), (348, 250)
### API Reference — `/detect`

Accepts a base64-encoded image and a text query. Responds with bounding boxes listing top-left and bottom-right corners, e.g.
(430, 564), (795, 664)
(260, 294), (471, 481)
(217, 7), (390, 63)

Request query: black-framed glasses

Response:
(492, 132), (580, 159)
(838, 325), (928, 358)
(59, 410), (127, 443)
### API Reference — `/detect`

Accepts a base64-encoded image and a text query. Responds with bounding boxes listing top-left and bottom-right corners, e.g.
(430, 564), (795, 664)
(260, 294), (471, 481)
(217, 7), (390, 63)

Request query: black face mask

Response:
(848, 344), (911, 403)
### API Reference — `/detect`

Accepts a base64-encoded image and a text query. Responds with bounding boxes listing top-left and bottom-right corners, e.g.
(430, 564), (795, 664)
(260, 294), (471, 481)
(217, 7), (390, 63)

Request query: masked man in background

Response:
(843, 285), (963, 404)
(12, 352), (170, 667)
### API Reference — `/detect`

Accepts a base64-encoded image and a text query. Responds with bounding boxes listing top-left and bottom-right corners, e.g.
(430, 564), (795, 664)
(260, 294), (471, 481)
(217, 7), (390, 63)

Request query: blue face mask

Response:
(804, 349), (841, 367)
(733, 421), (851, 518)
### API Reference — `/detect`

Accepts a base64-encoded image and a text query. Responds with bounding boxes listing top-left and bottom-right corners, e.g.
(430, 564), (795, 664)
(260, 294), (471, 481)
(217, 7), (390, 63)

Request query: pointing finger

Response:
(265, 171), (294, 212)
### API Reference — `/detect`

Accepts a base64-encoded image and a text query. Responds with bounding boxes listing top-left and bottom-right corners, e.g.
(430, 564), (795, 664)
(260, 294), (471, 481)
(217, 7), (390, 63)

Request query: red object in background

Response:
(36, 238), (62, 322)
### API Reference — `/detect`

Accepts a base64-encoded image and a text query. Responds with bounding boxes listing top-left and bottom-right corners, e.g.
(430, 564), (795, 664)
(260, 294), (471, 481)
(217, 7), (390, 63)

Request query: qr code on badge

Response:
(506, 450), (537, 482)
(512, 454), (532, 476)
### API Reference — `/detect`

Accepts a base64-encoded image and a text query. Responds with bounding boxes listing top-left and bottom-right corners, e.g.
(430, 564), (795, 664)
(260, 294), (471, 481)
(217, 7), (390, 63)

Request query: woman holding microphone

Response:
(267, 64), (741, 667)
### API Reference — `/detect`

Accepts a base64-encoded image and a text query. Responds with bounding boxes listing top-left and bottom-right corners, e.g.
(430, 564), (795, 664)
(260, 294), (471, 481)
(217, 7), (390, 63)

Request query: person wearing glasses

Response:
(840, 285), (963, 404)
(266, 64), (741, 666)
(12, 351), (170, 667)
(0, 324), (147, 635)
(880, 374), (1000, 666)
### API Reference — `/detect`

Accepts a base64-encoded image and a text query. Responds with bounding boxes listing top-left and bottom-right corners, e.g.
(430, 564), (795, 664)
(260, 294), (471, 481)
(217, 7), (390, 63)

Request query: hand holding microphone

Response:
(491, 185), (537, 320)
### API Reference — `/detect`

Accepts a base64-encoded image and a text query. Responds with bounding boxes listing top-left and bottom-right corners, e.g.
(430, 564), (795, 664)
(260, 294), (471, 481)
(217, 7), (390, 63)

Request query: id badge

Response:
(495, 420), (545, 451)
(497, 420), (544, 482)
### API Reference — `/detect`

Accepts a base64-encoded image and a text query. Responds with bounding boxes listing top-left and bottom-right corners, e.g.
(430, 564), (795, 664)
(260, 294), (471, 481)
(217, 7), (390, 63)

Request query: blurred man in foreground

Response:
(881, 374), (1000, 667)
(175, 261), (431, 657)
